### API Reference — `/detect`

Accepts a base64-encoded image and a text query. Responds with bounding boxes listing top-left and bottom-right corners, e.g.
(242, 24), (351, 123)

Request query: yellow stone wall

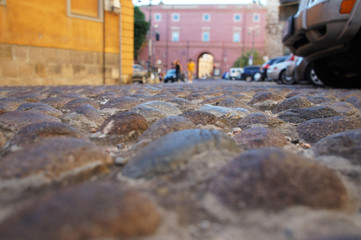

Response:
(0, 0), (134, 85)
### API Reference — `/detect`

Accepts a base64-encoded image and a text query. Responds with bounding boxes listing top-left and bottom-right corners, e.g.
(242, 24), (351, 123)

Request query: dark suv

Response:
(241, 66), (261, 81)
(282, 0), (361, 88)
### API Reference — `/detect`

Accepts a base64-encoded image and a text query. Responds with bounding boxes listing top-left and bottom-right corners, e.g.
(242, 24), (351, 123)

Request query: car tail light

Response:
(340, 0), (356, 14)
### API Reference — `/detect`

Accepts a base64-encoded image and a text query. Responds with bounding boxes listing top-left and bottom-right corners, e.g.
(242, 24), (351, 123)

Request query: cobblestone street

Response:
(0, 79), (361, 240)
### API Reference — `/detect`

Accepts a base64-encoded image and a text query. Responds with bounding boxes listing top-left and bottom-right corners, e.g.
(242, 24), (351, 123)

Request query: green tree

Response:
(134, 6), (150, 60)
(233, 50), (264, 67)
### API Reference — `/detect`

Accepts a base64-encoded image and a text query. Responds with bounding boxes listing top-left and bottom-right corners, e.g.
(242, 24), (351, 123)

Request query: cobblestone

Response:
(0, 81), (361, 239)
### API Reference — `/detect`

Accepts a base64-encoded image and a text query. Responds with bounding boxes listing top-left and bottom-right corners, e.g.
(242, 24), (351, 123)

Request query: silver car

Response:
(283, 0), (361, 88)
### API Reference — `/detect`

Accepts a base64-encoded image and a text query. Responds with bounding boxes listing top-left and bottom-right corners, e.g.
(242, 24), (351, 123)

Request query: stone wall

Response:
(265, 0), (284, 59)
(0, 44), (128, 86)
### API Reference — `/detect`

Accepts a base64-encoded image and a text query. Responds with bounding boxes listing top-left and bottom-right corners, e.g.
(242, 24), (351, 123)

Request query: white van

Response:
(229, 68), (243, 80)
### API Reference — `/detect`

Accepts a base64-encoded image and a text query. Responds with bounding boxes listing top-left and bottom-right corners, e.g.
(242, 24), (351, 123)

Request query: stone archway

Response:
(197, 53), (214, 79)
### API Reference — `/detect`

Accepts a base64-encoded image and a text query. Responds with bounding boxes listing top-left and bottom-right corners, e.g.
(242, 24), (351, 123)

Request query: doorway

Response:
(197, 53), (214, 79)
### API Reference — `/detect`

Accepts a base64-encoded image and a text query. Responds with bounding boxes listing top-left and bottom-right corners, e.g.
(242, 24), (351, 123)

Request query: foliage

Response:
(134, 6), (150, 60)
(233, 50), (264, 67)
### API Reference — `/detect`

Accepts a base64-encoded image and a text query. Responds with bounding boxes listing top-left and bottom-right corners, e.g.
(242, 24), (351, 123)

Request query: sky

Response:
(133, 0), (267, 6)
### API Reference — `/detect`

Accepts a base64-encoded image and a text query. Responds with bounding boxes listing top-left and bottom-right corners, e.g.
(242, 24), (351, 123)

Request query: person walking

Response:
(187, 58), (195, 83)
(175, 60), (182, 82)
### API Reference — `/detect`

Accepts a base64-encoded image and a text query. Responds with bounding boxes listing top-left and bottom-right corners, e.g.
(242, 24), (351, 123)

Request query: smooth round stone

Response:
(307, 96), (336, 104)
(130, 105), (167, 123)
(92, 112), (148, 145)
(0, 137), (112, 202)
(62, 104), (104, 132)
(138, 116), (196, 142)
(0, 111), (61, 132)
(237, 113), (285, 129)
(135, 101), (182, 116)
(0, 132), (6, 149)
(100, 96), (142, 111)
(274, 96), (313, 113)
(0, 183), (162, 240)
(233, 127), (288, 150)
(297, 116), (361, 143)
(40, 97), (72, 110)
(248, 92), (284, 105)
(312, 129), (361, 164)
(346, 96), (361, 109)
(166, 98), (197, 112)
(197, 104), (249, 119)
(278, 106), (339, 124)
(327, 102), (357, 116)
(10, 122), (82, 148)
(16, 102), (63, 118)
(180, 110), (227, 128)
(62, 98), (99, 111)
(122, 129), (239, 179)
(209, 148), (349, 211)
(0, 97), (27, 112)
(200, 95), (235, 105)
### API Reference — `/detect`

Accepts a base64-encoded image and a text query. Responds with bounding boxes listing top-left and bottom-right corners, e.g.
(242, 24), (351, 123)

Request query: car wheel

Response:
(313, 56), (361, 88)
(277, 70), (286, 84)
(231, 77), (235, 81)
(141, 76), (146, 84)
(283, 71), (296, 85)
(306, 66), (323, 86)
(245, 75), (252, 82)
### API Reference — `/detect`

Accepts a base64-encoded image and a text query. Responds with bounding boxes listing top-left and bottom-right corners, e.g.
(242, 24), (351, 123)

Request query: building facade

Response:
(137, 3), (267, 78)
(0, 0), (134, 86)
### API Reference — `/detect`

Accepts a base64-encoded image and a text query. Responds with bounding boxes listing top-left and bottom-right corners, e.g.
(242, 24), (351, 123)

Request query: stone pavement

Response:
(0, 80), (361, 240)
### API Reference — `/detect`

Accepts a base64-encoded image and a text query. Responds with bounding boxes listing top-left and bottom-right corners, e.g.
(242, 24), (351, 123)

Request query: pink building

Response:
(137, 3), (267, 78)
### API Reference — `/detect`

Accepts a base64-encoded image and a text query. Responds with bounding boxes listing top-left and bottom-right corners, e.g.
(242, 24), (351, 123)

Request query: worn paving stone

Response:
(0, 83), (361, 240)
(297, 116), (361, 143)
(180, 110), (228, 129)
(0, 111), (61, 137)
(0, 182), (161, 240)
(62, 104), (104, 132)
(209, 148), (349, 211)
(62, 97), (99, 111)
(237, 112), (286, 129)
(91, 111), (148, 145)
(122, 129), (239, 179)
(274, 96), (313, 113)
(138, 116), (196, 142)
(278, 106), (339, 124)
(100, 96), (142, 111)
(312, 129), (361, 165)
(8, 122), (82, 149)
(16, 102), (63, 118)
(40, 97), (72, 110)
(233, 127), (288, 150)
(0, 137), (112, 202)
(166, 97), (197, 112)
(248, 91), (284, 111)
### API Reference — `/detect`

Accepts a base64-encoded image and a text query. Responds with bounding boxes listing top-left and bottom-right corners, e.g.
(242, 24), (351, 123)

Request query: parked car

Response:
(241, 66), (261, 81)
(163, 69), (185, 83)
(285, 57), (324, 86)
(132, 64), (148, 83)
(260, 56), (288, 81)
(267, 55), (295, 83)
(222, 71), (230, 80)
(229, 68), (243, 80)
(282, 0), (361, 88)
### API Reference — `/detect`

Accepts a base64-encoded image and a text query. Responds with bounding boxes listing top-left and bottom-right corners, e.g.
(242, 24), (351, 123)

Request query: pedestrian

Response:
(187, 58), (195, 83)
(175, 60), (182, 82)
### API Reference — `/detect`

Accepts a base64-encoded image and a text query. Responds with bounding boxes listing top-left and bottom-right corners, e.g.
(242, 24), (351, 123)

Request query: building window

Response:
(233, 32), (241, 42)
(203, 13), (210, 22)
(67, 0), (103, 22)
(234, 14), (241, 22)
(172, 31), (179, 42)
(172, 13), (180, 22)
(253, 13), (260, 22)
(202, 32), (210, 42)
(154, 13), (161, 22)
